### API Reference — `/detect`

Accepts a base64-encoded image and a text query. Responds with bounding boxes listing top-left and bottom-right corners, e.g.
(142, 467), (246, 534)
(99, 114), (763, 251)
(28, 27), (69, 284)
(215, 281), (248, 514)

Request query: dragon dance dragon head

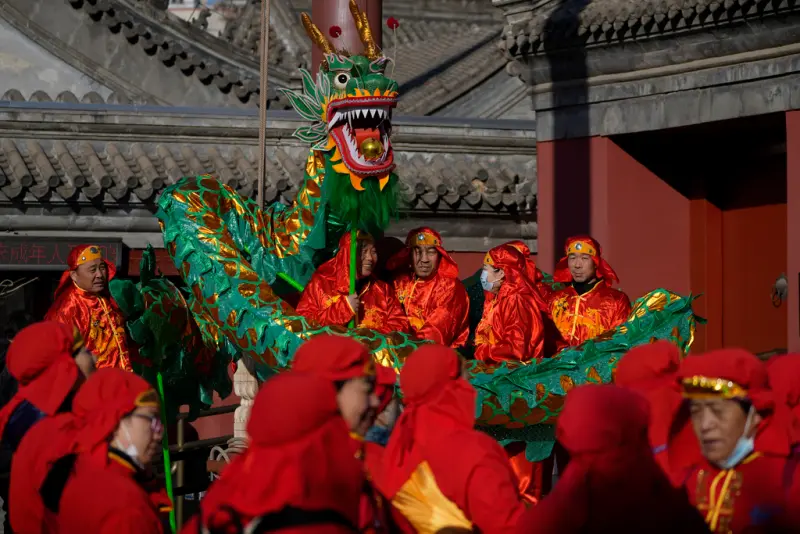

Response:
(283, 0), (400, 231)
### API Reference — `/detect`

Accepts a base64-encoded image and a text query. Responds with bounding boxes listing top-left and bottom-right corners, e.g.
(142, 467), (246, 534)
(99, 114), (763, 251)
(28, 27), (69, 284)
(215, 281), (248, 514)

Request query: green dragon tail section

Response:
(471, 288), (701, 461)
(109, 246), (232, 419)
(156, 176), (427, 378)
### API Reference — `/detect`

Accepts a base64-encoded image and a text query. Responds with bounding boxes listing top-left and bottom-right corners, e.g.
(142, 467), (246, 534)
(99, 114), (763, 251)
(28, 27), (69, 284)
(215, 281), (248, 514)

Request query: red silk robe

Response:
(682, 453), (799, 533)
(45, 285), (134, 371)
(475, 289), (545, 363)
(548, 282), (631, 346)
(392, 274), (469, 347)
(57, 453), (170, 534)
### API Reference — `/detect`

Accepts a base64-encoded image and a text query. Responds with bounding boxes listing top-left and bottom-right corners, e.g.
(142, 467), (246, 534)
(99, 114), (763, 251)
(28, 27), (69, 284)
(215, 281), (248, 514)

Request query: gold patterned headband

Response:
(681, 375), (749, 400)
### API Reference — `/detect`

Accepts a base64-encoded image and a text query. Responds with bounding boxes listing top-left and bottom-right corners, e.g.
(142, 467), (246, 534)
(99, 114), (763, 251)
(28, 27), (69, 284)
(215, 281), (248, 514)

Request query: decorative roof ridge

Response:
(497, 0), (800, 56)
(67, 0), (294, 105)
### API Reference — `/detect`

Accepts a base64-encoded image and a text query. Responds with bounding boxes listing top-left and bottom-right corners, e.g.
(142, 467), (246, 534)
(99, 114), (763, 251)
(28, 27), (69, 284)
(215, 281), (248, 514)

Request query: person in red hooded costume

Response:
(296, 232), (409, 334)
(615, 340), (684, 477)
(506, 240), (554, 303)
(371, 345), (524, 533)
(475, 244), (545, 363)
(292, 334), (396, 534)
(669, 349), (800, 533)
(11, 368), (169, 534)
(767, 355), (800, 528)
(184, 372), (364, 534)
(517, 384), (708, 533)
(45, 244), (136, 371)
(549, 236), (631, 346)
(0, 321), (95, 533)
(387, 227), (469, 347)
(21, 368), (171, 534)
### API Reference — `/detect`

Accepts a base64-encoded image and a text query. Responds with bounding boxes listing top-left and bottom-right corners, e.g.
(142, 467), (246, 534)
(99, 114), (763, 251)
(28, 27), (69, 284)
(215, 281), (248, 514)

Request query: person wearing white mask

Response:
(668, 348), (800, 533)
(20, 368), (172, 534)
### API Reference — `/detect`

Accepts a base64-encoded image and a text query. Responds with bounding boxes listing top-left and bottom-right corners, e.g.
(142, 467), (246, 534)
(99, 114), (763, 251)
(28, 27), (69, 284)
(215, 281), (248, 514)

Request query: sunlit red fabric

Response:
(0, 321), (80, 438)
(506, 240), (554, 304)
(45, 244), (134, 371)
(18, 369), (165, 534)
(374, 345), (524, 533)
(194, 372), (363, 533)
(389, 227), (469, 347)
(518, 385), (708, 533)
(292, 334), (374, 380)
(615, 341), (683, 475)
(475, 244), (545, 363)
(296, 233), (409, 334)
(669, 349), (800, 533)
(766, 354), (800, 447)
(552, 235), (619, 285)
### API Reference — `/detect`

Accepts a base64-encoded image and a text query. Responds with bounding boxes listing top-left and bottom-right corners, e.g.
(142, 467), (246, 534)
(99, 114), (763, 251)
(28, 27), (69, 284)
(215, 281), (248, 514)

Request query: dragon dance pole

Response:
(156, 372), (176, 534)
(257, 0), (272, 209)
(349, 216), (357, 328)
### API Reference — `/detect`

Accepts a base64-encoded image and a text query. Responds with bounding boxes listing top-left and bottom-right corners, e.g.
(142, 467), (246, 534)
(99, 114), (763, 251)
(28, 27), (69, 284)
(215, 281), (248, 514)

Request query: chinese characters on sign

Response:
(0, 238), (124, 271)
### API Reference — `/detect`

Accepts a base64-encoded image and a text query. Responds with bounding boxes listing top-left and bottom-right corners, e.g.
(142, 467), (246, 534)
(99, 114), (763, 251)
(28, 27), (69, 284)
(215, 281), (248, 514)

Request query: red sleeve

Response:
(462, 446), (526, 534)
(99, 509), (162, 534)
(605, 291), (632, 330)
(377, 284), (410, 335)
(295, 274), (354, 327)
(477, 294), (544, 363)
(416, 281), (469, 347)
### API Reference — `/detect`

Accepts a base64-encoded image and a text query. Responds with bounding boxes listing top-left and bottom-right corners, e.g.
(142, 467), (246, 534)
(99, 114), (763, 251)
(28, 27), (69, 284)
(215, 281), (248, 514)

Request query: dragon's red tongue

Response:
(354, 128), (380, 149)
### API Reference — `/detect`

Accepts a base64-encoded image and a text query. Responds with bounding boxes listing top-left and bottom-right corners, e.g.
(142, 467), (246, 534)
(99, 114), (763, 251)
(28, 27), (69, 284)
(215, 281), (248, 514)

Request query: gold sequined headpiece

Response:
(681, 375), (749, 400)
(75, 245), (103, 267)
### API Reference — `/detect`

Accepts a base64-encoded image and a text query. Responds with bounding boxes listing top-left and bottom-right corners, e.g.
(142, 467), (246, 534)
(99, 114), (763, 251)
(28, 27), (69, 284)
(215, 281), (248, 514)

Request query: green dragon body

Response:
(117, 1), (702, 459)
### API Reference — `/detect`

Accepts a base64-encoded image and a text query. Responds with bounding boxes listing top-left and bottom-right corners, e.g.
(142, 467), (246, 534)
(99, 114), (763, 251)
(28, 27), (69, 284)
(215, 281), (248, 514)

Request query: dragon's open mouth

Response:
(327, 94), (396, 179)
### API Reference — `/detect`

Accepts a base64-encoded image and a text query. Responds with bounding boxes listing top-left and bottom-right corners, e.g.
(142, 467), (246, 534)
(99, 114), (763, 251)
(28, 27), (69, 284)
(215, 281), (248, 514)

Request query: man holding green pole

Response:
(296, 231), (409, 335)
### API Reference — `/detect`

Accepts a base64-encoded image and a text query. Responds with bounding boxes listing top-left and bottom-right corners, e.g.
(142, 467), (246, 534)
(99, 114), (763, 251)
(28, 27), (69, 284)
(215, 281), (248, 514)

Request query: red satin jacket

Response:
(392, 274), (469, 347)
(45, 285), (134, 371)
(548, 281), (631, 346)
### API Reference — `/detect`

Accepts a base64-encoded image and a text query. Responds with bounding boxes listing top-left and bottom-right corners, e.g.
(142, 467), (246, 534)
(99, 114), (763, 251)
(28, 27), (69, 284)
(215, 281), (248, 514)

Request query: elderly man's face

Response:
(70, 258), (108, 294)
(567, 253), (596, 283)
(412, 246), (439, 279)
(689, 398), (760, 466)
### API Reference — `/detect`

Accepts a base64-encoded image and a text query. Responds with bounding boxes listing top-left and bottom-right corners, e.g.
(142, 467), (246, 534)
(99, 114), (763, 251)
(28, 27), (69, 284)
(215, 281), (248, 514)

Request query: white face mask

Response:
(114, 421), (143, 468)
(718, 406), (757, 470)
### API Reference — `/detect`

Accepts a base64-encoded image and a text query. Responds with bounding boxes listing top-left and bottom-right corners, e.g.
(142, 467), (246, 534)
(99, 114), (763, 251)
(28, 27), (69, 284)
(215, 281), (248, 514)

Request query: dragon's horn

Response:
(348, 0), (381, 60)
(301, 12), (335, 55)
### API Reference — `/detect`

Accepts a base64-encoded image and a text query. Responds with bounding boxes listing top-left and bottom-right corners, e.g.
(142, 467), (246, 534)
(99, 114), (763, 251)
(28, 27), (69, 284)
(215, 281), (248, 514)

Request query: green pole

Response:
(349, 220), (357, 328)
(156, 372), (177, 534)
(277, 272), (305, 292)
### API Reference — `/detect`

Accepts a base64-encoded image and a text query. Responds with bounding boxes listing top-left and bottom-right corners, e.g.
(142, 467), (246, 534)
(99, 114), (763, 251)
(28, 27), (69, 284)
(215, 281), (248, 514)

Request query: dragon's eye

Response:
(333, 72), (351, 90)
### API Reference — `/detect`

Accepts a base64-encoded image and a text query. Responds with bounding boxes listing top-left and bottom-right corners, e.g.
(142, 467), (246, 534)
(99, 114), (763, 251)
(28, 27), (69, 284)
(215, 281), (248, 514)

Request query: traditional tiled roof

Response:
(499, 0), (800, 55)
(65, 0), (297, 105)
(0, 105), (536, 215)
(0, 88), (292, 109)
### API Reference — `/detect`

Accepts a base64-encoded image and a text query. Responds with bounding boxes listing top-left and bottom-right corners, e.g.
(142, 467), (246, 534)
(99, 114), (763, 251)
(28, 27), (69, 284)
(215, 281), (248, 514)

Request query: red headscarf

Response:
(767, 355), (800, 446)
(670, 349), (790, 474)
(506, 240), (543, 283)
(53, 244), (118, 301)
(0, 321), (82, 436)
(519, 384), (708, 533)
(292, 334), (396, 414)
(377, 345), (475, 498)
(553, 235), (619, 285)
(198, 372), (364, 531)
(311, 232), (374, 295)
(615, 341), (683, 470)
(9, 368), (156, 534)
(484, 244), (547, 311)
(386, 227), (459, 279)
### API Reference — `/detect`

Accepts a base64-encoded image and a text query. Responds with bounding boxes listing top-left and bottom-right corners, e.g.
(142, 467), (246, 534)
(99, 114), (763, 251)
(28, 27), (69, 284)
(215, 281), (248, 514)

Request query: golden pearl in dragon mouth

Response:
(359, 137), (384, 160)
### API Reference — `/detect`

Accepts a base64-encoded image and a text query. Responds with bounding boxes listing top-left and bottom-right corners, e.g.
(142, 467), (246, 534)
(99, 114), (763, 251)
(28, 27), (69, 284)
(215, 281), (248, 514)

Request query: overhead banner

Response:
(0, 237), (125, 271)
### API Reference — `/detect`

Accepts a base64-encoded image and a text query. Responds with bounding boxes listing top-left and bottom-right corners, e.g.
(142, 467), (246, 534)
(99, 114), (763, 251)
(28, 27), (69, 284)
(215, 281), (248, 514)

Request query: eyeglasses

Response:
(131, 413), (163, 434)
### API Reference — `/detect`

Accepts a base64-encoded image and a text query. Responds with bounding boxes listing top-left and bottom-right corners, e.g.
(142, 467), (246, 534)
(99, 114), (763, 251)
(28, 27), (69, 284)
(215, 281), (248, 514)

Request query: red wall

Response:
(689, 200), (723, 352)
(787, 111), (800, 352)
(538, 137), (692, 300)
(721, 205), (787, 354)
